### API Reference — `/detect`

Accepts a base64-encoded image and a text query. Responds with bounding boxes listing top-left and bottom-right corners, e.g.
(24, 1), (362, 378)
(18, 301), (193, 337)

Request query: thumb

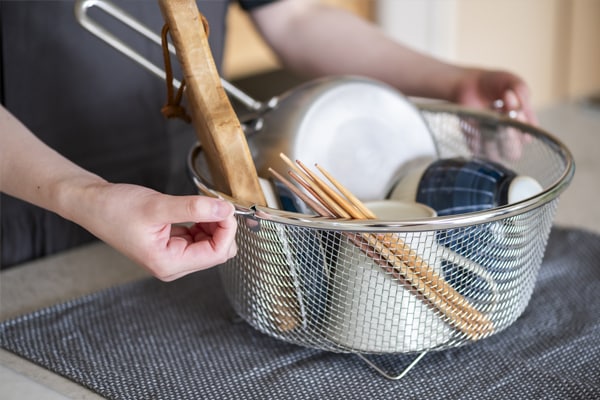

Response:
(152, 195), (235, 224)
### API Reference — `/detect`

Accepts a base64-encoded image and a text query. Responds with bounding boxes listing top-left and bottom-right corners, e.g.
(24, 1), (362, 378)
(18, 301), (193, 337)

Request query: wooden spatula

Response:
(158, 0), (266, 207)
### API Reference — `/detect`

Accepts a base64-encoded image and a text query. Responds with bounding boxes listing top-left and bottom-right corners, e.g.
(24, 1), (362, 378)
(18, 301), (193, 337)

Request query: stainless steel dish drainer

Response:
(189, 104), (574, 379)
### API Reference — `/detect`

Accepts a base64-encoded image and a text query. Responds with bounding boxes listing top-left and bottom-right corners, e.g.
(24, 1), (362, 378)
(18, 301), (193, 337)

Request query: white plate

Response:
(292, 80), (438, 201)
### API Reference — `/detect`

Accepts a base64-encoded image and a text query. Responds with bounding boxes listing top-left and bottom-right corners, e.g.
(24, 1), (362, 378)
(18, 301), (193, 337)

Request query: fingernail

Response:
(505, 90), (521, 111)
(492, 99), (504, 110)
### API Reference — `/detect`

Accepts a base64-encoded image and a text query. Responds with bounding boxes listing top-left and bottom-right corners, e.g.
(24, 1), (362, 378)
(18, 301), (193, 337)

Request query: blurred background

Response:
(223, 0), (600, 234)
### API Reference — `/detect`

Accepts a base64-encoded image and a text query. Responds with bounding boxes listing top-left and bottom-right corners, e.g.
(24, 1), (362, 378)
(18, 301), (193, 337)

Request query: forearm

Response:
(0, 105), (107, 223)
(1, 106), (238, 279)
(251, 0), (465, 101)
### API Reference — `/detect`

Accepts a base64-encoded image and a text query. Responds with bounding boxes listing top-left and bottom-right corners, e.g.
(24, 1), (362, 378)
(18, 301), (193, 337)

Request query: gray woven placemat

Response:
(1, 227), (599, 399)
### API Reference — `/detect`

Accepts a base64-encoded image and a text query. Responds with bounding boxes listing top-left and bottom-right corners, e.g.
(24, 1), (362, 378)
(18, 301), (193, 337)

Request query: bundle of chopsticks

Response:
(269, 153), (494, 340)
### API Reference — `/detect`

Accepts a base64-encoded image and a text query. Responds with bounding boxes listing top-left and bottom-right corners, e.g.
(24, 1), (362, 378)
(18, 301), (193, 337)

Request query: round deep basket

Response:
(188, 103), (574, 355)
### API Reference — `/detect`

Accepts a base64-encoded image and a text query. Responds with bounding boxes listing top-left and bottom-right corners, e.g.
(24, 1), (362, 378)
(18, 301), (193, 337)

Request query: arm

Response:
(249, 0), (536, 124)
(1, 106), (237, 281)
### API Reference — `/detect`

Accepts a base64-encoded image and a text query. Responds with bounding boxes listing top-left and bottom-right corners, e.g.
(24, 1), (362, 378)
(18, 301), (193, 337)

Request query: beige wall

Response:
(453, 0), (600, 108)
(567, 0), (600, 99)
(454, 0), (566, 107)
(222, 3), (278, 79)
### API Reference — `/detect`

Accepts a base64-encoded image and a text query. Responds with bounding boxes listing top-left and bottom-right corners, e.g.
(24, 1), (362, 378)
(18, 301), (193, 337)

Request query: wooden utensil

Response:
(158, 0), (265, 206)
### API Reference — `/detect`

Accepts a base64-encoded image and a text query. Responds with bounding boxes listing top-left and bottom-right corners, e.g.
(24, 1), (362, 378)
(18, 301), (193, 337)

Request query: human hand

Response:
(452, 67), (537, 124)
(76, 183), (238, 281)
(1, 105), (237, 278)
(452, 68), (536, 161)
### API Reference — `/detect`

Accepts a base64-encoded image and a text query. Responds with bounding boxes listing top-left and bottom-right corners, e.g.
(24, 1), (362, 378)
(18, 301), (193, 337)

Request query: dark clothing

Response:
(0, 0), (275, 268)
(238, 0), (276, 11)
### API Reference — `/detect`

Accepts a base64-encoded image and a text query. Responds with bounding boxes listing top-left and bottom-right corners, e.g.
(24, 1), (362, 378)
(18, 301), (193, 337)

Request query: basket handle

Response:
(74, 0), (263, 111)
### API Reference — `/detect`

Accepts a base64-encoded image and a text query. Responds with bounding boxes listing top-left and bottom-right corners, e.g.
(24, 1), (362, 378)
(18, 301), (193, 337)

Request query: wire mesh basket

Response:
(188, 103), (574, 377)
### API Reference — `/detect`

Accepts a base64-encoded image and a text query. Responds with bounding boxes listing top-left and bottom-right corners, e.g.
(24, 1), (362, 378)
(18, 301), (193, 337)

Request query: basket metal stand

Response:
(357, 351), (429, 380)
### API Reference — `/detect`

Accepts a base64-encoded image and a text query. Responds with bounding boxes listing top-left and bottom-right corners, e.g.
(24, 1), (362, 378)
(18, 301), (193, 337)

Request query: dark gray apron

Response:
(0, 0), (231, 267)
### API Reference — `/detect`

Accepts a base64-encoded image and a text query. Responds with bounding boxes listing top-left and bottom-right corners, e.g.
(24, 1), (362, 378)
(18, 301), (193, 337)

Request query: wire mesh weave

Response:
(189, 104), (574, 355)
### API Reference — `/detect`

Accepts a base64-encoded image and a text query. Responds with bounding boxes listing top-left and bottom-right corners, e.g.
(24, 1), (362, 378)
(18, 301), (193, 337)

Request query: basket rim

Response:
(187, 104), (575, 232)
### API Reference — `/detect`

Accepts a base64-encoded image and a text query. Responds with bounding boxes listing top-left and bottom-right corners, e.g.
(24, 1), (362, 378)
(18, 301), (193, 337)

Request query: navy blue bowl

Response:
(416, 157), (517, 216)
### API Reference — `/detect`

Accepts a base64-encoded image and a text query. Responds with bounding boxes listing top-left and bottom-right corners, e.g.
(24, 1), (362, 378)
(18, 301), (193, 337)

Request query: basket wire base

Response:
(356, 351), (429, 380)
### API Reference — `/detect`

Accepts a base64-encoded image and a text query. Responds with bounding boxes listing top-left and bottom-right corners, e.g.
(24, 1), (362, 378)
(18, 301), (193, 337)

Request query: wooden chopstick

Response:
(270, 169), (490, 338)
(360, 233), (493, 337)
(312, 163), (492, 324)
(268, 168), (332, 217)
(270, 155), (494, 339)
(314, 163), (375, 218)
(279, 154), (349, 218)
